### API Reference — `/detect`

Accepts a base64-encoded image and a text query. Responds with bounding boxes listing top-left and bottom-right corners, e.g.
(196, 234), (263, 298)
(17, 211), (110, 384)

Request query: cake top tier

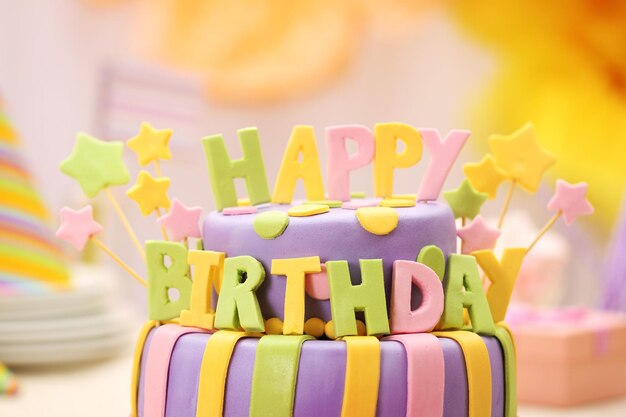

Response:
(202, 201), (457, 323)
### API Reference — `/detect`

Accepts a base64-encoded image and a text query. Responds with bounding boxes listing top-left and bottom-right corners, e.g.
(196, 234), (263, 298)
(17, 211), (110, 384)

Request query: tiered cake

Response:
(129, 124), (517, 417)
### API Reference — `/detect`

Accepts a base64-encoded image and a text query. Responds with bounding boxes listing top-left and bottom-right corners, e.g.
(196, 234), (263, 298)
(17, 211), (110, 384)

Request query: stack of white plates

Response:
(0, 265), (134, 367)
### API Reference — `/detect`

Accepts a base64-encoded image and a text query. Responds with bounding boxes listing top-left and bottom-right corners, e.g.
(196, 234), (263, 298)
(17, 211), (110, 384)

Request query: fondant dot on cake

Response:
(253, 210), (289, 239)
(288, 204), (330, 217)
(380, 198), (416, 208)
(355, 206), (399, 235)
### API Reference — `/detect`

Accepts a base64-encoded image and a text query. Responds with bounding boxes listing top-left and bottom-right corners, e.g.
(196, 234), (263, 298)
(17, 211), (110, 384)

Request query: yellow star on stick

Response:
(126, 171), (171, 216)
(463, 154), (509, 200)
(127, 122), (172, 167)
(488, 123), (556, 193)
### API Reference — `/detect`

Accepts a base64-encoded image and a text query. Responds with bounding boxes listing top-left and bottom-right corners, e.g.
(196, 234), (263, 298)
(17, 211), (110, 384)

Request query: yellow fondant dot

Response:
(288, 204), (330, 217)
(356, 320), (367, 336)
(304, 317), (326, 338)
(265, 317), (284, 335)
(379, 198), (416, 208)
(350, 191), (367, 199)
(238, 198), (251, 206)
(325, 320), (336, 340)
(356, 206), (399, 235)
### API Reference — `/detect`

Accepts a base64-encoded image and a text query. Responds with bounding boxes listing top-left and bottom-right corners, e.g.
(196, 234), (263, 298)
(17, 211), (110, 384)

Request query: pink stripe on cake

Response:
(385, 334), (445, 417)
(143, 324), (209, 417)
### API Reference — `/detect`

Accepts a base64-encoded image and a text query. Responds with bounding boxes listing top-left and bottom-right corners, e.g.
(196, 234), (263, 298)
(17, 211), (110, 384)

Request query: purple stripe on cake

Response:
(166, 333), (209, 417)
(484, 336), (505, 417)
(223, 339), (257, 417)
(441, 338), (468, 417)
(138, 330), (506, 417)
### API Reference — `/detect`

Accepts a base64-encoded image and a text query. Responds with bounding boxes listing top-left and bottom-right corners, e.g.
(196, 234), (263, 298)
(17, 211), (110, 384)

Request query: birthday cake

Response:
(56, 122), (594, 417)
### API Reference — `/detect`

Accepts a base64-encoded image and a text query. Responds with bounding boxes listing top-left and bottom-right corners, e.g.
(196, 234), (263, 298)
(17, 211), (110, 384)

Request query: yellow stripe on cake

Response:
(340, 336), (381, 417)
(196, 331), (253, 417)
(130, 321), (158, 417)
(433, 331), (492, 417)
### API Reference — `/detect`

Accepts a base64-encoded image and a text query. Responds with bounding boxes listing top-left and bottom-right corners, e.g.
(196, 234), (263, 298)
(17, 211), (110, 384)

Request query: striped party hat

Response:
(0, 102), (70, 293)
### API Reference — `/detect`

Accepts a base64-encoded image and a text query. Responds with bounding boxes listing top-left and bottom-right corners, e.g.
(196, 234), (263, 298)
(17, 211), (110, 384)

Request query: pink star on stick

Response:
(56, 205), (103, 251)
(157, 199), (202, 241)
(547, 180), (594, 225)
(457, 215), (501, 254)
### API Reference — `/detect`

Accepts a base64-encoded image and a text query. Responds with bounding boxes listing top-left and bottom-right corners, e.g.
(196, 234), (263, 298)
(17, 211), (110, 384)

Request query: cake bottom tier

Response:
(134, 324), (512, 417)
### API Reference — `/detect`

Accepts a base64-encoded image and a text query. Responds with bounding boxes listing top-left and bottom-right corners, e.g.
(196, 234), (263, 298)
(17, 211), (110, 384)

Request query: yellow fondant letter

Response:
(272, 126), (325, 204)
(474, 248), (526, 323)
(374, 123), (423, 198)
(179, 250), (225, 330)
(272, 256), (321, 335)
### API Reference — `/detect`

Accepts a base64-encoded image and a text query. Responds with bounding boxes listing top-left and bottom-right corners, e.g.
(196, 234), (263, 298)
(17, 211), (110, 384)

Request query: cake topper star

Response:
(547, 180), (594, 225)
(60, 133), (130, 197)
(126, 171), (171, 216)
(463, 154), (509, 200)
(126, 122), (173, 166)
(157, 199), (203, 241)
(55, 205), (102, 251)
(443, 179), (488, 220)
(457, 215), (502, 254)
(488, 123), (556, 193)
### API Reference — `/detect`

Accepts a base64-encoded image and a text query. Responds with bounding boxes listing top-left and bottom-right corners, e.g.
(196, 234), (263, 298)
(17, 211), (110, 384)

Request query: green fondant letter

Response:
(214, 255), (266, 332)
(202, 127), (271, 211)
(146, 241), (192, 321)
(441, 254), (495, 335)
(327, 259), (390, 337)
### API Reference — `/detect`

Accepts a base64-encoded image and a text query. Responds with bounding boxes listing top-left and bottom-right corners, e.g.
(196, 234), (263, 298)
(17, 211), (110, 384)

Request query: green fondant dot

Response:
(417, 245), (445, 281)
(253, 211), (289, 239)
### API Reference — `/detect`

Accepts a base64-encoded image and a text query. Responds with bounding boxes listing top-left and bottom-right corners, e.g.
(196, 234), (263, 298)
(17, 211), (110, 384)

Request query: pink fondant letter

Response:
(390, 260), (444, 334)
(417, 129), (470, 201)
(326, 125), (375, 201)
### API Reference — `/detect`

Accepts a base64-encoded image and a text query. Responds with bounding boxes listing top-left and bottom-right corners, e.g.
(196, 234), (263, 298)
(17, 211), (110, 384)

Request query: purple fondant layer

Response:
(202, 202), (456, 321)
(137, 330), (505, 417)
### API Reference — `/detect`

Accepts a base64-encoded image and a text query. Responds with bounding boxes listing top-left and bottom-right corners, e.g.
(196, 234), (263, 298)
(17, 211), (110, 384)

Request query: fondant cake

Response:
(131, 196), (517, 417)
(127, 124), (517, 417)
(57, 122), (591, 417)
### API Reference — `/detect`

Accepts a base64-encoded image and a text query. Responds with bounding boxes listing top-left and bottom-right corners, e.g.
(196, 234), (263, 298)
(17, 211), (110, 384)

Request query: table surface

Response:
(2, 335), (626, 417)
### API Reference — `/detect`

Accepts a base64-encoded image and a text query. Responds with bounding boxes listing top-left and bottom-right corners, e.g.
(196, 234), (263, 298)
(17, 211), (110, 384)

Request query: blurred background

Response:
(1, 1), (625, 416)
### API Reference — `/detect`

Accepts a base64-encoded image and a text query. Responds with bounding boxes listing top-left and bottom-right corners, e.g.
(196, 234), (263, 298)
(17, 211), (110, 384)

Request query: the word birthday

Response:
(147, 241), (499, 338)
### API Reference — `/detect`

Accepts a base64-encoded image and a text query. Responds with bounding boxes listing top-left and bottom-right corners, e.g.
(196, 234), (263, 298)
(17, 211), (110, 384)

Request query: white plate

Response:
(0, 330), (132, 366)
(0, 308), (132, 344)
(0, 265), (118, 321)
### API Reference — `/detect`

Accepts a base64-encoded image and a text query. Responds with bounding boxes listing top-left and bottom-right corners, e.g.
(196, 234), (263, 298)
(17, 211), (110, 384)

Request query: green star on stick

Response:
(60, 132), (130, 198)
(443, 179), (488, 220)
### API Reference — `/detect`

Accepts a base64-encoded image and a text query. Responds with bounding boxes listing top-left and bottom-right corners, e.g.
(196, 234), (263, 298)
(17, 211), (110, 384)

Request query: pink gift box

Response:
(507, 305), (626, 406)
